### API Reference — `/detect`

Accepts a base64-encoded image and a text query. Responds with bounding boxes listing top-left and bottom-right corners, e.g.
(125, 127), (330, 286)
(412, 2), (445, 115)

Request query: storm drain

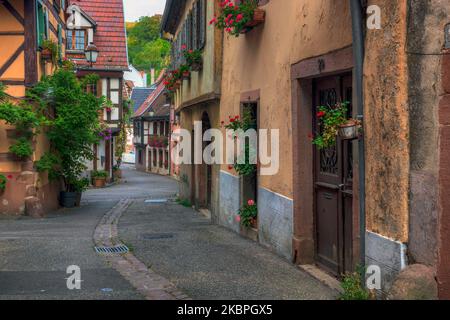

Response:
(94, 244), (129, 255)
(141, 233), (174, 240)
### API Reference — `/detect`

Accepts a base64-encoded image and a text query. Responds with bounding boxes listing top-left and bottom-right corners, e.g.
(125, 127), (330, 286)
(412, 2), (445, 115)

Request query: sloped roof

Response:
(68, 0), (128, 71)
(130, 87), (155, 113)
(133, 81), (167, 118)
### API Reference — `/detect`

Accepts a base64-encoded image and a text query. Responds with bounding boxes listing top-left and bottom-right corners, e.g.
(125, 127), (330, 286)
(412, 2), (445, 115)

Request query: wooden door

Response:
(313, 74), (354, 275)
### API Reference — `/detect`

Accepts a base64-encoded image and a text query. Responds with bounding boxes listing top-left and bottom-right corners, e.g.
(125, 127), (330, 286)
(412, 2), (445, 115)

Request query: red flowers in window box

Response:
(211, 0), (265, 37)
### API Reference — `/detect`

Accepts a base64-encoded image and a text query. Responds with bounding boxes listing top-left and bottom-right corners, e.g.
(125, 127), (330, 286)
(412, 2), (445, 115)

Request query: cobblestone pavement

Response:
(0, 165), (337, 300)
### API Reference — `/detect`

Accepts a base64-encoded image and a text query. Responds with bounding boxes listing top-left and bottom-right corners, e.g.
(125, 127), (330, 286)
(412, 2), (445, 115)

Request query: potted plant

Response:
(312, 101), (361, 149)
(113, 165), (122, 179)
(67, 177), (89, 207)
(183, 48), (203, 71)
(224, 112), (257, 176)
(33, 69), (103, 208)
(178, 64), (190, 80)
(41, 39), (59, 64)
(91, 170), (108, 188)
(211, 0), (265, 37)
(0, 174), (7, 195)
(238, 199), (258, 228)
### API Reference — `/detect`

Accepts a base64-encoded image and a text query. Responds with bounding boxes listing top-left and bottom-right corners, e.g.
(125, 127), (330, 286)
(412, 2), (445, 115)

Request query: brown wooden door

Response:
(313, 74), (353, 276)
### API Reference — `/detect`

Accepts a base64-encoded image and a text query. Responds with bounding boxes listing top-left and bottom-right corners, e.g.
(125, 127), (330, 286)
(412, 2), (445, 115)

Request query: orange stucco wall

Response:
(219, 0), (352, 198)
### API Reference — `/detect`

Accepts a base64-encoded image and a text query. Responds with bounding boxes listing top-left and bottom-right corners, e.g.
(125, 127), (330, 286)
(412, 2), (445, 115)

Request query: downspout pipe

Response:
(350, 0), (366, 268)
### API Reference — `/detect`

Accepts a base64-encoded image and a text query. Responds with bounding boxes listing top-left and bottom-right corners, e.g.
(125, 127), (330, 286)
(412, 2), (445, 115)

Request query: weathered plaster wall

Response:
(364, 0), (409, 243)
(407, 0), (450, 267)
(220, 0), (352, 198)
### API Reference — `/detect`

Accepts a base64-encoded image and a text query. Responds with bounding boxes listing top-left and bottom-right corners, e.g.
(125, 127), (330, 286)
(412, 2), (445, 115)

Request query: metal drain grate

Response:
(95, 244), (129, 255)
(142, 233), (174, 240)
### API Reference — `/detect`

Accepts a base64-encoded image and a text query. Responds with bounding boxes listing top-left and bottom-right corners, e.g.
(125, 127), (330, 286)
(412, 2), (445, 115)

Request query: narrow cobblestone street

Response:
(0, 166), (336, 300)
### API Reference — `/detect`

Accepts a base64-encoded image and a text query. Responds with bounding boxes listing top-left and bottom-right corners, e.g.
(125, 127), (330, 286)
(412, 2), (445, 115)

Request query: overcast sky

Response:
(123, 0), (167, 22)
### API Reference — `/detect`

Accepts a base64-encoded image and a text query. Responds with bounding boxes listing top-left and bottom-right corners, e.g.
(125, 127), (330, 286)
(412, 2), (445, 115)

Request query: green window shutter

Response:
(61, 0), (65, 10)
(57, 24), (63, 62)
(36, 1), (45, 47)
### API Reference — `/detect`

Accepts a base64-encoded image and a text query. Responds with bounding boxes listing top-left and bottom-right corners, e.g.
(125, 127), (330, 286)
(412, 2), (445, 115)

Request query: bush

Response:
(91, 170), (108, 179)
(9, 137), (33, 159)
(340, 267), (370, 300)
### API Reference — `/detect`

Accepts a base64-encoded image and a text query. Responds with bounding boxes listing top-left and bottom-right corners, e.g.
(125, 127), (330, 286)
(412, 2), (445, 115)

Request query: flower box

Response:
(240, 9), (265, 33)
(190, 61), (203, 72)
(41, 48), (53, 61)
(246, 8), (266, 27)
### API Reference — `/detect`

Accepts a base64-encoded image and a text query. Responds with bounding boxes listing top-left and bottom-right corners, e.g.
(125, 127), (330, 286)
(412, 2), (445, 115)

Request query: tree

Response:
(33, 69), (103, 192)
(127, 15), (171, 74)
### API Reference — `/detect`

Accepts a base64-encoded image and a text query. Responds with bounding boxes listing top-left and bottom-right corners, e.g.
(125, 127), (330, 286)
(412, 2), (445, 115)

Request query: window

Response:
(36, 1), (48, 47)
(66, 30), (86, 50)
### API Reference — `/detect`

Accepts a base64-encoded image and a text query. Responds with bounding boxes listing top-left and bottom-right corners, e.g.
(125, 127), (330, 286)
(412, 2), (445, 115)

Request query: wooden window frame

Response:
(66, 29), (87, 51)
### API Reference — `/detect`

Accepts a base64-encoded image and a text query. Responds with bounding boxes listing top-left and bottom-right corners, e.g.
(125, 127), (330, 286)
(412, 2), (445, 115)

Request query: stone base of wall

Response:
(218, 171), (293, 260)
(258, 187), (293, 260)
(366, 231), (408, 293)
(218, 170), (240, 233)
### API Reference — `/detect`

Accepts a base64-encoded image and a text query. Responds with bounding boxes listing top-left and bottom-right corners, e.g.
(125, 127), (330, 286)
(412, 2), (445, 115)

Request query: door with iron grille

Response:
(313, 74), (354, 275)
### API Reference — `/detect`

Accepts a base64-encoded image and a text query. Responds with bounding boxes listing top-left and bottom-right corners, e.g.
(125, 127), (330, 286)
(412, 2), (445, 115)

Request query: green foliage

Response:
(183, 49), (202, 67)
(0, 174), (6, 191)
(313, 102), (350, 149)
(0, 86), (47, 160)
(91, 170), (108, 179)
(33, 69), (103, 191)
(213, 0), (259, 37)
(9, 137), (33, 159)
(0, 82), (6, 101)
(127, 16), (171, 73)
(340, 266), (370, 300)
(224, 111), (257, 176)
(41, 39), (60, 64)
(72, 177), (90, 193)
(238, 200), (257, 227)
(176, 197), (192, 208)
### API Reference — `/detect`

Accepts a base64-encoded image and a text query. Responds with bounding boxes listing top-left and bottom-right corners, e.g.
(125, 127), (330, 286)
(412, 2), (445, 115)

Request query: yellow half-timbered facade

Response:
(0, 0), (66, 216)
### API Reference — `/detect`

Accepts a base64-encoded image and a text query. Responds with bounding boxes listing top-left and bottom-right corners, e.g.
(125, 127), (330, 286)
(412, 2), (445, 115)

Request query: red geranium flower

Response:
(7, 175), (13, 180)
(317, 111), (326, 118)
(228, 165), (234, 170)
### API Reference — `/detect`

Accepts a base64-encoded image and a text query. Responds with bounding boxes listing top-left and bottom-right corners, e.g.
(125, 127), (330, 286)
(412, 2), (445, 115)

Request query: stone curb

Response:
(93, 198), (190, 300)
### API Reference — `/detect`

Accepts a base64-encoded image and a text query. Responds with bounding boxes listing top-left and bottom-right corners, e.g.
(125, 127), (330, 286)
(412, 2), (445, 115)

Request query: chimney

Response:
(150, 68), (155, 85)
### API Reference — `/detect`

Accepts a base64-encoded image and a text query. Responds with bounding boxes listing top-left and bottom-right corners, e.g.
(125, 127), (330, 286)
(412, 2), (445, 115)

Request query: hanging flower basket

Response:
(240, 9), (266, 33)
(338, 119), (361, 140)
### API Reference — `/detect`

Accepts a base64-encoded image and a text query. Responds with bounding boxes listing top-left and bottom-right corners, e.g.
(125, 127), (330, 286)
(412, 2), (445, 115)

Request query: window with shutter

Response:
(36, 1), (46, 47)
(199, 0), (206, 49)
(192, 2), (198, 50)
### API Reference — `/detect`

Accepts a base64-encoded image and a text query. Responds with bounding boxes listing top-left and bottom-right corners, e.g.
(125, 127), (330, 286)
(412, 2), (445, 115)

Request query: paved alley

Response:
(0, 166), (336, 300)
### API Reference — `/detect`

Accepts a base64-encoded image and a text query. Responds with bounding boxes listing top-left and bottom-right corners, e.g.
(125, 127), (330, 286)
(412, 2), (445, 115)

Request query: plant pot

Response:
(21, 160), (34, 171)
(41, 49), (52, 61)
(75, 192), (82, 207)
(338, 121), (360, 140)
(113, 169), (122, 179)
(182, 72), (190, 80)
(190, 61), (203, 72)
(60, 191), (77, 208)
(93, 177), (106, 188)
(250, 217), (258, 229)
(241, 9), (266, 33)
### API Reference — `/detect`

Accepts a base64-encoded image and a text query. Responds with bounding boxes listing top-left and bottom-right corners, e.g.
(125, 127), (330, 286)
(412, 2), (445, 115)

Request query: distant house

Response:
(132, 81), (170, 176)
(124, 64), (147, 88)
(66, 0), (128, 179)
